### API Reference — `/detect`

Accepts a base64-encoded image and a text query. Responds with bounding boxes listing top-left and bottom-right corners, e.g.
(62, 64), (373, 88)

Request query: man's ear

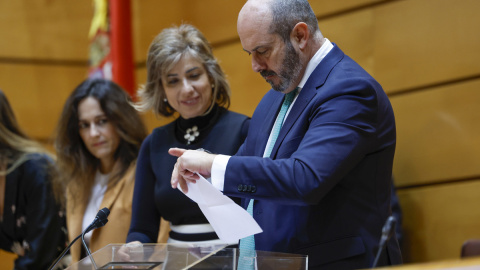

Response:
(291, 22), (309, 50)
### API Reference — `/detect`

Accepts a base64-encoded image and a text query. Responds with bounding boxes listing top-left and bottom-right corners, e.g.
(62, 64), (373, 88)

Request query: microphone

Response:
(85, 207), (110, 233)
(82, 207), (110, 269)
(48, 207), (110, 270)
(371, 215), (396, 268)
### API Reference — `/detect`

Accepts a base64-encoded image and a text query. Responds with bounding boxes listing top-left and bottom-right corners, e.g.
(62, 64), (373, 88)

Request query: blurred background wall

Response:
(1, 0), (479, 268)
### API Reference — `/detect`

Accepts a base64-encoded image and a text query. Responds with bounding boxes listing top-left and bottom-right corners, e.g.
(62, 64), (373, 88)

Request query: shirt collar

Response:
(297, 38), (334, 89)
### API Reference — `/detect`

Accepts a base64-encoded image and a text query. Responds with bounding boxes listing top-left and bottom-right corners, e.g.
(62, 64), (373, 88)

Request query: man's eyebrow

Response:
(243, 45), (267, 55)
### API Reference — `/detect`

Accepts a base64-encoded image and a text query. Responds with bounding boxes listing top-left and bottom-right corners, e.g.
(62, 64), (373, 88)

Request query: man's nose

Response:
(252, 55), (266, 73)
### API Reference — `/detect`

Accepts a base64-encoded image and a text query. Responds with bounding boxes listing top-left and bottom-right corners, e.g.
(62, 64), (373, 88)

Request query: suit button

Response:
(251, 186), (256, 193)
(237, 184), (243, 192)
(242, 185), (248, 192)
(247, 185), (252, 192)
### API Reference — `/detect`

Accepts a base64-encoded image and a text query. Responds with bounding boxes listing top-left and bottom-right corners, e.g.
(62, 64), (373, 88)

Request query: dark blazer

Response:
(223, 45), (402, 269)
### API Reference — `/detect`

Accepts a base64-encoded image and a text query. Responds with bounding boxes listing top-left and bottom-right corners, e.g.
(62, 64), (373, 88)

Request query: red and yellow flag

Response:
(88, 0), (135, 97)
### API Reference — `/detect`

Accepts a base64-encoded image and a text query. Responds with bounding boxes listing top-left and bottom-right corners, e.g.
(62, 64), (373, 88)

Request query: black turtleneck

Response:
(174, 104), (224, 145)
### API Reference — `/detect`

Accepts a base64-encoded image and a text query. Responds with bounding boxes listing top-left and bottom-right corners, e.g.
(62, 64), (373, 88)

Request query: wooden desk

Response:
(372, 256), (480, 269)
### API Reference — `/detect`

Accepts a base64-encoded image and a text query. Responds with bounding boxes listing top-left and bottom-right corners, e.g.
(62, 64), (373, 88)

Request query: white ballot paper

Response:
(178, 174), (263, 243)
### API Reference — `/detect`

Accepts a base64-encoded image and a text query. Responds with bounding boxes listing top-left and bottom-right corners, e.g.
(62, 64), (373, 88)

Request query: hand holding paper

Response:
(178, 174), (263, 244)
(169, 148), (215, 192)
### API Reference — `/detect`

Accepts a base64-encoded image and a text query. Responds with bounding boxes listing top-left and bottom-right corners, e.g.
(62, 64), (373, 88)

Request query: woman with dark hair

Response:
(125, 24), (249, 247)
(53, 78), (147, 263)
(0, 89), (67, 269)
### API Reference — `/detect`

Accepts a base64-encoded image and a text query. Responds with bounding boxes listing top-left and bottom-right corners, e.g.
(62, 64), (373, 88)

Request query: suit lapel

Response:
(270, 44), (345, 158)
(66, 187), (87, 244)
(91, 165), (132, 241)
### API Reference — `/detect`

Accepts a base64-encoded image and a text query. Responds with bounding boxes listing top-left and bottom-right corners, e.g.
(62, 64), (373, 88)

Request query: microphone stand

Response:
(48, 207), (110, 270)
(372, 216), (396, 268)
(82, 226), (99, 270)
(47, 234), (82, 270)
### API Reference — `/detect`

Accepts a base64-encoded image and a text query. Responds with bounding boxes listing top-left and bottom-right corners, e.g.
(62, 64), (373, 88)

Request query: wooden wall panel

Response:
(319, 9), (375, 74)
(0, 64), (88, 139)
(132, 1), (185, 63)
(135, 63), (148, 86)
(180, 0), (388, 47)
(0, 250), (16, 270)
(398, 180), (480, 262)
(311, 0), (386, 17)
(373, 0), (480, 94)
(0, 0), (91, 60)
(391, 79), (480, 187)
(132, 0), (387, 63)
(175, 0), (245, 45)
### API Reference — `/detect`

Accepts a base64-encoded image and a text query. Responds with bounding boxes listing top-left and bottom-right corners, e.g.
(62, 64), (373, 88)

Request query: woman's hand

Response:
(116, 241), (143, 262)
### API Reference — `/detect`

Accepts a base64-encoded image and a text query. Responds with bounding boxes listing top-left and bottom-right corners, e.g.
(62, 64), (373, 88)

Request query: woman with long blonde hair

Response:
(0, 89), (67, 269)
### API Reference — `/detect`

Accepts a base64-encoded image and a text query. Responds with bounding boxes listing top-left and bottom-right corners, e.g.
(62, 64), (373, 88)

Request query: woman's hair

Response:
(54, 78), (147, 207)
(135, 24), (231, 117)
(0, 89), (50, 175)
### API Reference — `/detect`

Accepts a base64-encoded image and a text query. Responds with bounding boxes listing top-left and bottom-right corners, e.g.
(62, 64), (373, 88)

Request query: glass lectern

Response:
(65, 243), (308, 270)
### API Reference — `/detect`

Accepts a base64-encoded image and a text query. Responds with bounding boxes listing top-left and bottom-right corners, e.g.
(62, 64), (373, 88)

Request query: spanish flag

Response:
(88, 0), (135, 97)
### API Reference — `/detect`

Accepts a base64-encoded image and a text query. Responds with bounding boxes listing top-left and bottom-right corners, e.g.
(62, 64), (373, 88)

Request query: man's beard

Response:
(260, 41), (302, 92)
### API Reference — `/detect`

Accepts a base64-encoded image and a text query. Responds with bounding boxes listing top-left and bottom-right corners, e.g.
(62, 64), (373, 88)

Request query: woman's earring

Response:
(163, 98), (168, 102)
(211, 84), (215, 89)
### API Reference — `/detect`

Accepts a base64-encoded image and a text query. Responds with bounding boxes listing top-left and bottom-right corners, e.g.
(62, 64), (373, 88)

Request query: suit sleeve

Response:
(224, 79), (385, 206)
(234, 118), (251, 157)
(127, 135), (161, 243)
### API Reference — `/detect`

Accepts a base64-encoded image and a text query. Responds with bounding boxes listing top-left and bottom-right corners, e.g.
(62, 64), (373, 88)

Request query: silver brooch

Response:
(184, 126), (200, 145)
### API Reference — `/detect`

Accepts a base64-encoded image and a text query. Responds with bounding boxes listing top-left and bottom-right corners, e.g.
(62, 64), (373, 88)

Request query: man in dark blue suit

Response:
(170, 0), (402, 269)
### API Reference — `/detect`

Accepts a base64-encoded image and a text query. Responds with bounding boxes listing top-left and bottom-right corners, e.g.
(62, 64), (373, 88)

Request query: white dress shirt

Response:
(82, 170), (109, 246)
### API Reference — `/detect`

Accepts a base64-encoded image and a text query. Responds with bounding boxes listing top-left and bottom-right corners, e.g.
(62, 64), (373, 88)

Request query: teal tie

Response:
(263, 88), (298, 158)
(238, 88), (298, 269)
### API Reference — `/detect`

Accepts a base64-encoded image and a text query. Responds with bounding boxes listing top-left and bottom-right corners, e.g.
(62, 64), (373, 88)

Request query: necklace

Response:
(175, 105), (222, 145)
(184, 126), (200, 145)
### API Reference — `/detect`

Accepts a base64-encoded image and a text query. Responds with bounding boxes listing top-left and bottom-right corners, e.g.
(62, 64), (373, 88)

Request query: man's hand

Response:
(169, 148), (216, 193)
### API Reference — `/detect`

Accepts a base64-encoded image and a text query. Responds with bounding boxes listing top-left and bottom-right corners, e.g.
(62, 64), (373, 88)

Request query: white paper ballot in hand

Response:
(178, 174), (262, 243)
